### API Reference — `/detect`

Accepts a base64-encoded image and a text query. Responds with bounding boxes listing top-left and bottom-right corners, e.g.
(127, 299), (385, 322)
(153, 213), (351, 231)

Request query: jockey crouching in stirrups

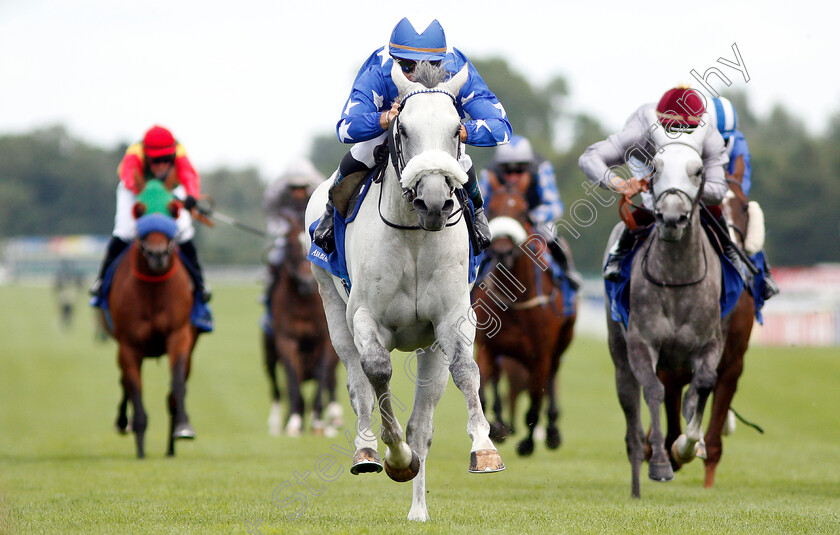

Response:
(579, 87), (749, 284)
(480, 135), (583, 290)
(90, 124), (211, 303)
(312, 17), (512, 254)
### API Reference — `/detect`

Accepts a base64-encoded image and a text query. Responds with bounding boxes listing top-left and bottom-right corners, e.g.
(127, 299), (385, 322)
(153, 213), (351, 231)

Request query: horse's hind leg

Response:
(405, 345), (450, 522)
(674, 341), (721, 467)
(263, 331), (283, 436)
(476, 346), (506, 442)
(118, 345), (147, 459)
(278, 338), (305, 436)
(609, 329), (645, 497)
(545, 372), (562, 450)
(115, 391), (131, 434)
(659, 370), (690, 470)
(353, 308), (418, 482)
(517, 361), (550, 457)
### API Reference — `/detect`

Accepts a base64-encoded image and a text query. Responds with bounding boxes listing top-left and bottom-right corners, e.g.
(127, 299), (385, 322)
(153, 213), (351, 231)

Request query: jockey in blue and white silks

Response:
(707, 96), (778, 301)
(480, 135), (582, 289)
(312, 17), (511, 255)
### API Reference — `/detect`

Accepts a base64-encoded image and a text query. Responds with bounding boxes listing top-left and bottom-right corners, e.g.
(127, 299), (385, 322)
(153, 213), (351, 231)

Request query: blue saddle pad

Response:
(749, 251), (769, 325)
(90, 247), (213, 333)
(307, 174), (483, 295)
(604, 228), (744, 328)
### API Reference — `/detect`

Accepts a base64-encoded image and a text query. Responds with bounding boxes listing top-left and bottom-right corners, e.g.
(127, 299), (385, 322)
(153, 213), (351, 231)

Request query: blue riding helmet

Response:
(388, 17), (447, 62)
(711, 96), (738, 140)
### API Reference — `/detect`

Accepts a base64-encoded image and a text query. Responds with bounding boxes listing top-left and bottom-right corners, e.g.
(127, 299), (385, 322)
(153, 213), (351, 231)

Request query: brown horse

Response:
(104, 212), (201, 459)
(264, 210), (341, 437)
(657, 174), (756, 487)
(474, 189), (577, 456)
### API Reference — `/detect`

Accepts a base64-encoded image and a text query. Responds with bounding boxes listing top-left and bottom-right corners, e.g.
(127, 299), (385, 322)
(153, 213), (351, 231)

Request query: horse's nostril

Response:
(678, 215), (689, 225)
(413, 198), (427, 213)
(442, 199), (454, 213)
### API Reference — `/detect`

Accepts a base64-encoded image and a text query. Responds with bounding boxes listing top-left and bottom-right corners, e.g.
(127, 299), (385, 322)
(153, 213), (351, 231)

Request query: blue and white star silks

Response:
(335, 47), (511, 147)
(338, 120), (353, 143)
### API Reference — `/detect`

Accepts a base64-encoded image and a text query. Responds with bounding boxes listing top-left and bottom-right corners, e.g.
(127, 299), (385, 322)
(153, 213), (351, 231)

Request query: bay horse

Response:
(605, 114), (724, 497)
(305, 61), (504, 522)
(474, 188), (576, 456)
(264, 209), (342, 437)
(103, 185), (201, 458)
(658, 173), (757, 487)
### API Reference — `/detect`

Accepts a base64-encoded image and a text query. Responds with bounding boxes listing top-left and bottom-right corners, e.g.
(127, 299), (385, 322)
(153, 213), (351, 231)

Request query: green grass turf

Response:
(1, 284), (838, 534)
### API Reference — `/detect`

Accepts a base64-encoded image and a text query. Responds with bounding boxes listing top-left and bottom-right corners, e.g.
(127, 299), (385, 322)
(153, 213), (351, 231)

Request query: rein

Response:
(640, 230), (708, 288)
(377, 95), (465, 231)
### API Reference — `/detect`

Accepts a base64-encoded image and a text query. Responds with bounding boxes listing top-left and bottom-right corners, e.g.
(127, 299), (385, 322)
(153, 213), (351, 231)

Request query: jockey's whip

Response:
(192, 198), (270, 239)
(699, 203), (759, 275)
(730, 407), (765, 434)
(202, 209), (270, 239)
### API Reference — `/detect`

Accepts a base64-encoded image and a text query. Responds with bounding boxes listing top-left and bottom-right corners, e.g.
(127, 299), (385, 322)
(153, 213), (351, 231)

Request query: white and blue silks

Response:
(337, 47), (510, 148)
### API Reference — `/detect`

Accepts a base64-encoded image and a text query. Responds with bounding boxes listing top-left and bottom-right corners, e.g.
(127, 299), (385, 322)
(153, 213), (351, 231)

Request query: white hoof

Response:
(695, 438), (707, 460)
(285, 413), (302, 437)
(533, 425), (546, 443)
(326, 401), (344, 427)
(407, 505), (429, 522)
(672, 434), (697, 464)
(311, 419), (325, 436)
(722, 409), (737, 436)
(324, 426), (338, 438)
(268, 401), (282, 436)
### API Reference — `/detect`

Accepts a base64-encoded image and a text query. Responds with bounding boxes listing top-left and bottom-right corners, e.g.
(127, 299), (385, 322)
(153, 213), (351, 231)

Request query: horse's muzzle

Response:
(413, 197), (455, 231)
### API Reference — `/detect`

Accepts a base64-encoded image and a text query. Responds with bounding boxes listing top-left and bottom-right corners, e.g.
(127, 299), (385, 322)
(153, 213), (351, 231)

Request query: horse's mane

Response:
(412, 61), (450, 89)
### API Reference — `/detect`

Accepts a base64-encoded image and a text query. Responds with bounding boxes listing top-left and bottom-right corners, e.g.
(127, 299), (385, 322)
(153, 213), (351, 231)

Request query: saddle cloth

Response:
(604, 226), (745, 329)
(307, 172), (483, 295)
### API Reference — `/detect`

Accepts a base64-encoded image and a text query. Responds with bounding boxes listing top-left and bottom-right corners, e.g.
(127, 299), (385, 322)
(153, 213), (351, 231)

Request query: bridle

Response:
(374, 89), (466, 231)
(133, 236), (177, 282)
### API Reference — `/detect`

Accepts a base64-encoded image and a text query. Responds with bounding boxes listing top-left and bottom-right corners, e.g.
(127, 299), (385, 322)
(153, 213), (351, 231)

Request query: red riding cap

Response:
(656, 87), (706, 128)
(142, 125), (177, 158)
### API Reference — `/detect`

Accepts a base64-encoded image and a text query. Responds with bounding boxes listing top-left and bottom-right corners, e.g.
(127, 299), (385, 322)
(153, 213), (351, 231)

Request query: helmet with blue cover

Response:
(708, 96), (738, 140)
(388, 17), (447, 62)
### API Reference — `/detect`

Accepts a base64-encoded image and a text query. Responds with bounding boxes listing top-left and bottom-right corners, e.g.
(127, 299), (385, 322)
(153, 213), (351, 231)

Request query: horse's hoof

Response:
(384, 449), (420, 482)
(649, 462), (674, 482)
(516, 438), (535, 457)
(172, 423), (195, 440)
(695, 440), (707, 460)
(546, 427), (562, 450)
(468, 449), (505, 473)
(350, 447), (383, 475)
(115, 422), (132, 435)
(670, 435), (696, 464)
(488, 421), (508, 442)
(722, 409), (737, 436)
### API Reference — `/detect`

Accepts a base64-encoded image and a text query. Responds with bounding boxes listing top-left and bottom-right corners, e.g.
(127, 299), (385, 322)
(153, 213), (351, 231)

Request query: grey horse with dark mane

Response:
(604, 115), (724, 498)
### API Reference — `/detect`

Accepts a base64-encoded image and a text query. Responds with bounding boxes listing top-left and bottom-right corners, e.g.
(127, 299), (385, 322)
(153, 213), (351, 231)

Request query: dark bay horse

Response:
(103, 194), (201, 458)
(264, 210), (341, 437)
(474, 189), (577, 456)
(658, 174), (756, 487)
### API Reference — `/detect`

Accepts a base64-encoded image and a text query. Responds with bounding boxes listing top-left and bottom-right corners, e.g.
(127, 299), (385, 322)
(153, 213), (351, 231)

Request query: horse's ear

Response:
(132, 202), (146, 219)
(391, 59), (419, 97)
(441, 64), (469, 96)
(167, 199), (182, 219)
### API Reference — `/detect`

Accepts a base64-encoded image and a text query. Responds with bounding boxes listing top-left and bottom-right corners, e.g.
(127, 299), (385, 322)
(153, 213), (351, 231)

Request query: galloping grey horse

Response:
(305, 61), (504, 521)
(605, 114), (724, 498)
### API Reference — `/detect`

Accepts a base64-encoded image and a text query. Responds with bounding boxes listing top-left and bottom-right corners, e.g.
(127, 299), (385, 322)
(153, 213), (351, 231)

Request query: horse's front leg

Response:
(277, 336), (305, 436)
(353, 308), (419, 483)
(118, 344), (146, 459)
(313, 267), (379, 472)
(436, 313), (504, 474)
(167, 325), (195, 457)
(626, 334), (673, 483)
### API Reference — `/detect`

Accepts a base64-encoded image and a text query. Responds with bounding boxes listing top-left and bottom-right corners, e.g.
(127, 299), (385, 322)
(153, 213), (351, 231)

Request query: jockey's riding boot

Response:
(547, 239), (582, 291)
(89, 237), (129, 297)
(761, 257), (780, 301)
(465, 166), (492, 252)
(179, 240), (212, 303)
(603, 225), (636, 282)
(313, 173), (343, 254)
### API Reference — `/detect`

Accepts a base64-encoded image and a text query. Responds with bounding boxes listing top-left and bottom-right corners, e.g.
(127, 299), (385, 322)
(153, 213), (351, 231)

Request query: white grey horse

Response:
(305, 61), (504, 522)
(605, 113), (723, 498)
